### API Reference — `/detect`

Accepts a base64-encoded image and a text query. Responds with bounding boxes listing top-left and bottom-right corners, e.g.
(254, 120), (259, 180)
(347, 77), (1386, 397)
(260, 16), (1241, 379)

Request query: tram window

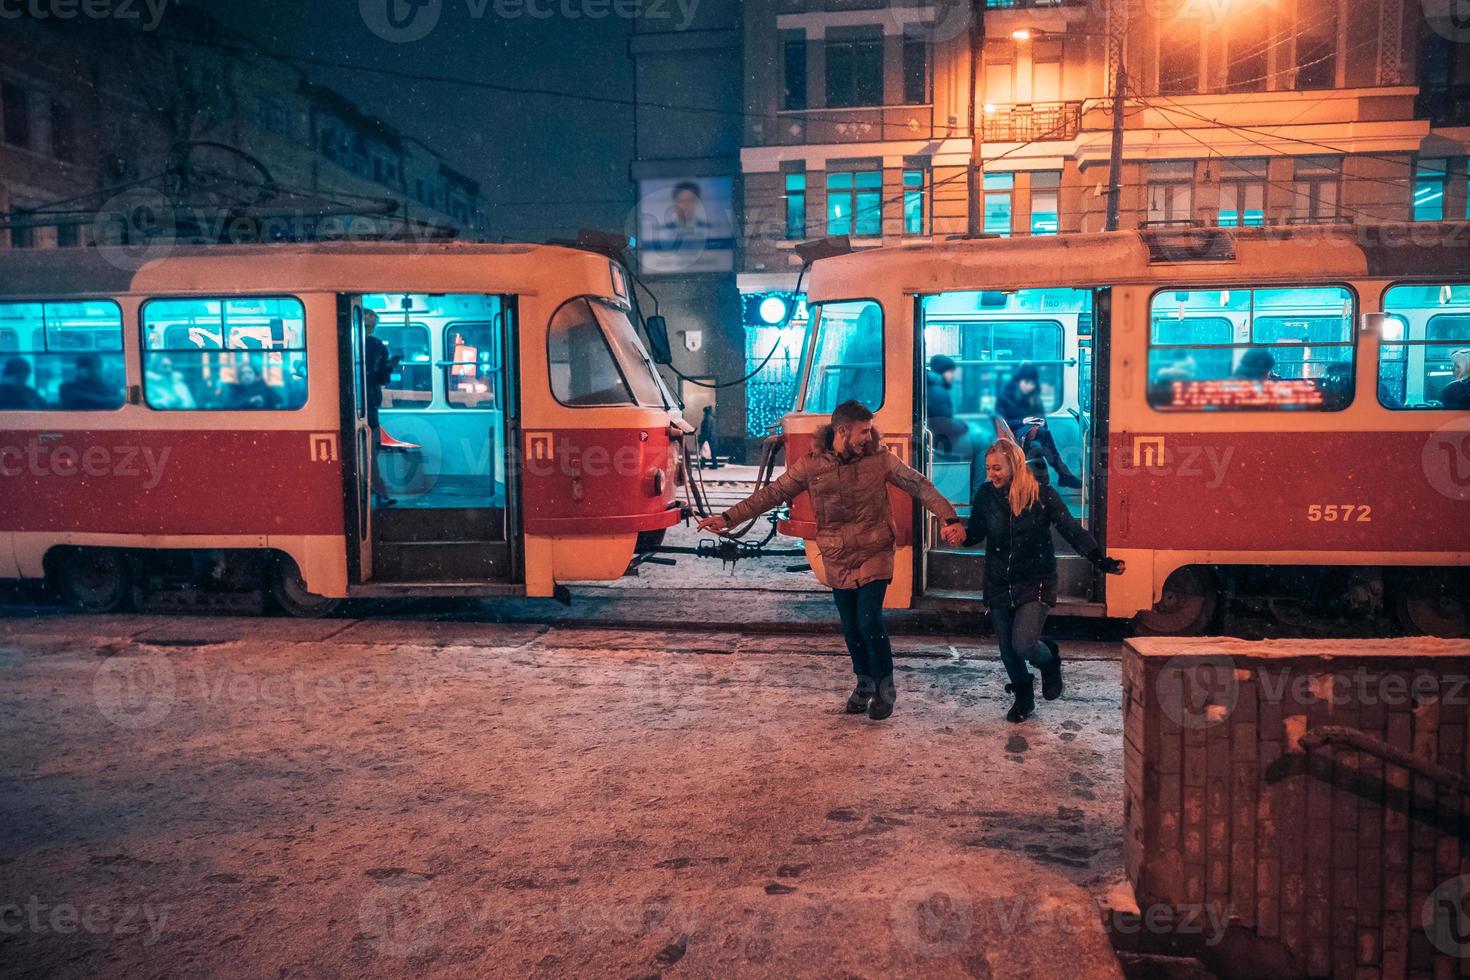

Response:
(445, 321), (500, 410)
(548, 297), (636, 407)
(802, 300), (883, 414)
(1147, 286), (1355, 411)
(375, 323), (431, 409)
(922, 316), (1065, 416)
(1380, 284), (1470, 409)
(0, 300), (124, 411)
(141, 296), (307, 411)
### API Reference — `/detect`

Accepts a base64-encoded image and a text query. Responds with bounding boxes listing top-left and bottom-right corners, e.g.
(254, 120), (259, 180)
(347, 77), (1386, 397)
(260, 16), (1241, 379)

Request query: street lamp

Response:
(1010, 27), (1127, 232)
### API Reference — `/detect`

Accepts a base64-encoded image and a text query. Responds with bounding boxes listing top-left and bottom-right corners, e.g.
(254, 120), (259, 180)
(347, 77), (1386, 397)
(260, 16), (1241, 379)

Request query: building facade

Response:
(735, 0), (1470, 439)
(0, 12), (487, 252)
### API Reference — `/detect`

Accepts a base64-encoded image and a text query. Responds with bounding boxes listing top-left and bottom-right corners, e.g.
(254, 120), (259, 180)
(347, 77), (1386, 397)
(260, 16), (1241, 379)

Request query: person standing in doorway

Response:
(698, 400), (966, 720)
(964, 439), (1125, 723)
(698, 404), (720, 469)
(363, 309), (396, 508)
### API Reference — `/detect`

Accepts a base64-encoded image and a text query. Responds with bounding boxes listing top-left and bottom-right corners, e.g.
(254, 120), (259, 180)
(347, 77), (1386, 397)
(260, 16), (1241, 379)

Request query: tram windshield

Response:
(802, 299), (883, 413)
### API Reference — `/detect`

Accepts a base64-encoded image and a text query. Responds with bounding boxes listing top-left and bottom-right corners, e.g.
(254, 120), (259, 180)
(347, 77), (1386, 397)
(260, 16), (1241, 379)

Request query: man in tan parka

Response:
(699, 400), (966, 720)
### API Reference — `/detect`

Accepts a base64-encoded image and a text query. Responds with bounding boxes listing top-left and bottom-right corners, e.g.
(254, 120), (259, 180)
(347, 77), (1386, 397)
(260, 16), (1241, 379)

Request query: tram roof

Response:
(0, 240), (615, 299)
(805, 222), (1470, 300)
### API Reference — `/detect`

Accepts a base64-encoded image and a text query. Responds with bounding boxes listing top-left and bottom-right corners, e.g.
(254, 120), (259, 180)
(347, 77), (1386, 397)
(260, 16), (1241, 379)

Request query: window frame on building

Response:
(782, 30), (808, 111)
(1414, 158), (1449, 222)
(826, 164), (882, 239)
(1030, 170), (1061, 236)
(1216, 158), (1268, 228)
(2, 79), (32, 149)
(1146, 161), (1197, 227)
(824, 26), (884, 109)
(903, 163), (930, 237)
(902, 29), (932, 105)
(784, 165), (807, 240)
(1290, 156), (1342, 223)
(982, 172), (1014, 237)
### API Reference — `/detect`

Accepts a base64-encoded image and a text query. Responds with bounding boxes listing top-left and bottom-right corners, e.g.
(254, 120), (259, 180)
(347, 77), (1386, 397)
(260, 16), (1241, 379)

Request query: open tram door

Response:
(338, 292), (522, 596)
(916, 285), (1111, 616)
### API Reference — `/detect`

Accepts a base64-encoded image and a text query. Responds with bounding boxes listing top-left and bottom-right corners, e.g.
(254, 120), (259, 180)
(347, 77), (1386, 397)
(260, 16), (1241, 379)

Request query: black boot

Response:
(845, 677), (875, 714)
(868, 676), (896, 721)
(1039, 639), (1064, 701)
(1005, 675), (1036, 723)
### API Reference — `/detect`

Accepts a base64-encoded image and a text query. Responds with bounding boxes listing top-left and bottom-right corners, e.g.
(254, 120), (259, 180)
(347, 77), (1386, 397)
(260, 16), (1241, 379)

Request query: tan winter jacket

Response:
(722, 426), (959, 590)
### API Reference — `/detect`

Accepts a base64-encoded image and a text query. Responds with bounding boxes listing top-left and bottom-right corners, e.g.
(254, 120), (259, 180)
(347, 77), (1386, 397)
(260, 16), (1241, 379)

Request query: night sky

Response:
(189, 0), (639, 241)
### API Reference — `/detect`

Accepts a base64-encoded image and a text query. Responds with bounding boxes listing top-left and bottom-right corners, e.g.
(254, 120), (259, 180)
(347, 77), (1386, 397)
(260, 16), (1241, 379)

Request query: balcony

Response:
(758, 105), (941, 146)
(980, 102), (1083, 143)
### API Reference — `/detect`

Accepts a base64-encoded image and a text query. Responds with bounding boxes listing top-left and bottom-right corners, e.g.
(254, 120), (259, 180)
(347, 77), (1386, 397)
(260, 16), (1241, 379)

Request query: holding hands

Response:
(939, 521), (967, 546)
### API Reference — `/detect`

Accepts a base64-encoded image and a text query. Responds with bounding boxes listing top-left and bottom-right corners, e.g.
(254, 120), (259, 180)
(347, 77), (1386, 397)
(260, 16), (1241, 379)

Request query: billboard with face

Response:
(637, 177), (735, 275)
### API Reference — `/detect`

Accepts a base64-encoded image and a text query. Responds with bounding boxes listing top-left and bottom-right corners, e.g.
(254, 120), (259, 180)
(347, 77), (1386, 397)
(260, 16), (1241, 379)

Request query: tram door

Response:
(339, 297), (374, 583)
(917, 286), (1107, 612)
(344, 293), (519, 586)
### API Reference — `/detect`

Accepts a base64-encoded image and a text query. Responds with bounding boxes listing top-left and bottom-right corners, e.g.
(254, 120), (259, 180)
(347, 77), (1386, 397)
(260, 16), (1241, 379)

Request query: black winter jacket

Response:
(963, 481), (1104, 608)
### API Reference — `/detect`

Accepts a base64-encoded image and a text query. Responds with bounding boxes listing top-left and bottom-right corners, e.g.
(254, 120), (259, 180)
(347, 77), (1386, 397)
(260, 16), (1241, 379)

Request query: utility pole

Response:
(966, 0), (985, 237)
(1104, 37), (1126, 231)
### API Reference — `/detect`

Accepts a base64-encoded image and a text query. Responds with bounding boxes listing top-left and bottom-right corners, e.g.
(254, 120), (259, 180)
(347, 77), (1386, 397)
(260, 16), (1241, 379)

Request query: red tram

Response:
(777, 223), (1470, 636)
(0, 242), (685, 614)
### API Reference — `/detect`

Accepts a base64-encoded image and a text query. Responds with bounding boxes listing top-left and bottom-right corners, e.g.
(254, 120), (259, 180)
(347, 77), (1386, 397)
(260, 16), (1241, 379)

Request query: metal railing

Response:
(980, 102), (1084, 143)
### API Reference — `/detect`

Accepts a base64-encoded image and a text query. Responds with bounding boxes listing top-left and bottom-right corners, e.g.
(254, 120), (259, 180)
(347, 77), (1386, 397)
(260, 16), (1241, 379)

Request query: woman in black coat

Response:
(964, 439), (1125, 722)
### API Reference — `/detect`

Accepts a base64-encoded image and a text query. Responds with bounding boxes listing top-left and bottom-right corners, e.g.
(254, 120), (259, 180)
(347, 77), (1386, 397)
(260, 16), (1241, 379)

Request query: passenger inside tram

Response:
(918, 287), (1091, 519)
(58, 353), (123, 411)
(0, 356), (45, 410)
(1380, 284), (1470, 409)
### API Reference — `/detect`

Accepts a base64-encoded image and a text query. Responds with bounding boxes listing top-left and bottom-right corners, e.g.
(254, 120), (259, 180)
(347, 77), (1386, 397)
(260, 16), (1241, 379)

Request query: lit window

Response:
(141, 297), (308, 411)
(1146, 286), (1355, 412)
(785, 171), (806, 239)
(1030, 171), (1060, 235)
(1291, 156), (1340, 223)
(0, 300), (124, 411)
(827, 168), (882, 238)
(1147, 161), (1195, 227)
(903, 167), (929, 236)
(1217, 158), (1267, 227)
(1415, 158), (1448, 222)
(1380, 283), (1470, 410)
(984, 172), (1014, 237)
(803, 300), (883, 413)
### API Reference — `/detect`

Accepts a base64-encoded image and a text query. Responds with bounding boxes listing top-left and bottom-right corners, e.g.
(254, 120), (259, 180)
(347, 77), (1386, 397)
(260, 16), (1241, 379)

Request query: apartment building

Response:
(0, 11), (487, 251)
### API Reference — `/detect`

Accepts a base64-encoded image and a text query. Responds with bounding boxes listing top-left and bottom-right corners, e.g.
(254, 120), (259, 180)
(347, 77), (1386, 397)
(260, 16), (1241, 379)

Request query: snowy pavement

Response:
(0, 614), (1128, 978)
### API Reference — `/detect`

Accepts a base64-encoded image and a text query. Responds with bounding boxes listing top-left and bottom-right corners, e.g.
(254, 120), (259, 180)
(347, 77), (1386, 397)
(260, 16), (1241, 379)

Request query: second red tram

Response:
(0, 242), (685, 613)
(777, 223), (1470, 636)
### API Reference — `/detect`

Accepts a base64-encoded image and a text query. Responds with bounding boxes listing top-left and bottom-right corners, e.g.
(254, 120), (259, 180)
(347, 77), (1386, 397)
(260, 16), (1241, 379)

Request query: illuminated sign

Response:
(1161, 380), (1324, 410)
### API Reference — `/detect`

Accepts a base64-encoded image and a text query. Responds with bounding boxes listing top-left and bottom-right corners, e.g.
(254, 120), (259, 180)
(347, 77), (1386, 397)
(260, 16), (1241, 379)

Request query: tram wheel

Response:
(1133, 566), (1220, 636)
(270, 556), (342, 618)
(52, 548), (133, 613)
(1393, 571), (1469, 638)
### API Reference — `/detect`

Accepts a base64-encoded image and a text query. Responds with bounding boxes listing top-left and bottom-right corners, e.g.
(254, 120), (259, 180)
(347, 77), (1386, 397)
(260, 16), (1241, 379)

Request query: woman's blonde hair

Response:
(1453, 349), (1470, 382)
(986, 439), (1040, 516)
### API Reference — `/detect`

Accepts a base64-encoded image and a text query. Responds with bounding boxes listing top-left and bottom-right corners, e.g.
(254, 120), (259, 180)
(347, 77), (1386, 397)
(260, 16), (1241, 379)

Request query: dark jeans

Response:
(991, 601), (1055, 688)
(832, 579), (892, 683)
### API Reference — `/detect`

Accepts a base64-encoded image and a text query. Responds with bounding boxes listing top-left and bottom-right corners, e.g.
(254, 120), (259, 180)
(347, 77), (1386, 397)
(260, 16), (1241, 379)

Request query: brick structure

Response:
(1124, 637), (1470, 978)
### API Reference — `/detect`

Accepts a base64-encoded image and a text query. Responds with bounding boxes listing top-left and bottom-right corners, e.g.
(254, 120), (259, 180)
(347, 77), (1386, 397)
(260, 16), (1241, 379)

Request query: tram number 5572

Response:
(1306, 504), (1372, 523)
